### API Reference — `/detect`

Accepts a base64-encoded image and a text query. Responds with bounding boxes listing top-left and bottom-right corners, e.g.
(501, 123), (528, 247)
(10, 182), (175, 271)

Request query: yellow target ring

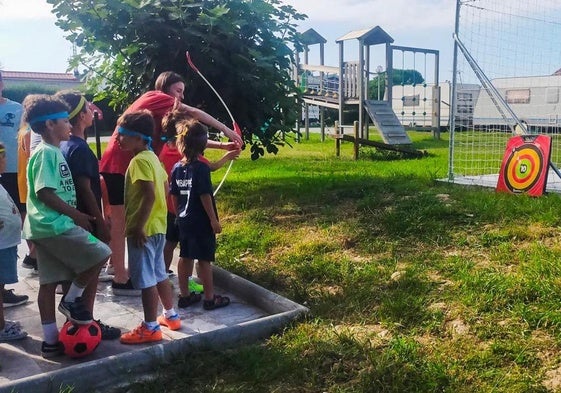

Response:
(504, 144), (543, 192)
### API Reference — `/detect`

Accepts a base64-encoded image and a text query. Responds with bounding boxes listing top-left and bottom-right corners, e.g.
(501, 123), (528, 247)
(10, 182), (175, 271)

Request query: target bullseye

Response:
(496, 135), (551, 197)
(505, 145), (542, 192)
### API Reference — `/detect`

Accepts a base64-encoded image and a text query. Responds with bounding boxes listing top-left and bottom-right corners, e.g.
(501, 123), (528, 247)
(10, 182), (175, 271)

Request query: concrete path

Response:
(0, 243), (307, 393)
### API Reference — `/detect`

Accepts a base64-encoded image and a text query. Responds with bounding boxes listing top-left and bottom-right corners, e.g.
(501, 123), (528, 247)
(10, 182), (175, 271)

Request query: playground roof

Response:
(300, 28), (327, 46)
(336, 26), (394, 46)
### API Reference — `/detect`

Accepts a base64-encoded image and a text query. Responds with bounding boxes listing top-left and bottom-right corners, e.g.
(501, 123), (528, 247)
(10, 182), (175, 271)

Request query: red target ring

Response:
(504, 144), (543, 192)
(496, 135), (551, 197)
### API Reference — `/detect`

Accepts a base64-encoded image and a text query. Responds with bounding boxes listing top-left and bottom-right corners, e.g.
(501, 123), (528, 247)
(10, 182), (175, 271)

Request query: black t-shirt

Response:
(170, 159), (217, 234)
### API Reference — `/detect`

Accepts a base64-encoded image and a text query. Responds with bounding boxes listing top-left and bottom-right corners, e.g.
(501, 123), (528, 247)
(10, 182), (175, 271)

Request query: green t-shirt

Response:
(23, 142), (77, 239)
(124, 150), (168, 237)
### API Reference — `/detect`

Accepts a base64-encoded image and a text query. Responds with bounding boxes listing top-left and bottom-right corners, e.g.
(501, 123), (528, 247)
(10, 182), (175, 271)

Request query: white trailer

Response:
(391, 82), (480, 130)
(473, 75), (561, 132)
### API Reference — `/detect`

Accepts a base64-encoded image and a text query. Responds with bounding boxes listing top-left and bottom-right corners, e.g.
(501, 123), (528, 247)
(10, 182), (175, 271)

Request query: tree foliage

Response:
(368, 69), (425, 100)
(47, 0), (307, 159)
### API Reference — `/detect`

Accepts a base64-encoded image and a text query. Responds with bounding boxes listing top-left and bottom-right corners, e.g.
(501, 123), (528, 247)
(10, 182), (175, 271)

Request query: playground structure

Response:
(294, 26), (441, 157)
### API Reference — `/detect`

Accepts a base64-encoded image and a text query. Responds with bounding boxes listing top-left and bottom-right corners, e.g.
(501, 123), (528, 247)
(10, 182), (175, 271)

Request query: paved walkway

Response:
(0, 243), (307, 393)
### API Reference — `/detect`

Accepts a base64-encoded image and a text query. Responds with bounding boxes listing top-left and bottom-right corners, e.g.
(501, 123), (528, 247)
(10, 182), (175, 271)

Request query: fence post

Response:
(353, 120), (359, 160)
(335, 120), (340, 157)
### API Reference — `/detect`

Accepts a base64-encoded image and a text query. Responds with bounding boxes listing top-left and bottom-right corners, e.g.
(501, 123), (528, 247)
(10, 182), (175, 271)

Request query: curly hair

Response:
(176, 119), (208, 163)
(22, 94), (69, 134)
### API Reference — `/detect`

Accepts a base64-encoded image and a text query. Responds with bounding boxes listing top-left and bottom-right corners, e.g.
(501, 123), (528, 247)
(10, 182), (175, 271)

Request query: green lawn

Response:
(121, 131), (561, 393)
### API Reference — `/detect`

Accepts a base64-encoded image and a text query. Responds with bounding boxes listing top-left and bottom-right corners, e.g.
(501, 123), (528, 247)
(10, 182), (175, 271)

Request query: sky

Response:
(0, 0), (457, 80)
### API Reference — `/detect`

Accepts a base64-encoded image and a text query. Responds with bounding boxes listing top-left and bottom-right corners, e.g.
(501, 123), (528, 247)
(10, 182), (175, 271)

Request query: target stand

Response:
(496, 135), (552, 196)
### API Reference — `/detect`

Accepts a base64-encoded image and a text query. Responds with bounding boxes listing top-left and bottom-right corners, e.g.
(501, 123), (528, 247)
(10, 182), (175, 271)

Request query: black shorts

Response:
(165, 212), (179, 243)
(178, 229), (216, 262)
(100, 173), (125, 206)
(0, 172), (25, 213)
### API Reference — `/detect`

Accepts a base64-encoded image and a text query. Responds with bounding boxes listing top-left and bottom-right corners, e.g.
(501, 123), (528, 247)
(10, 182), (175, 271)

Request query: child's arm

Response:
(129, 180), (155, 248)
(37, 188), (95, 232)
(74, 176), (111, 243)
(206, 140), (238, 151)
(208, 148), (241, 172)
(180, 104), (243, 147)
(200, 194), (221, 234)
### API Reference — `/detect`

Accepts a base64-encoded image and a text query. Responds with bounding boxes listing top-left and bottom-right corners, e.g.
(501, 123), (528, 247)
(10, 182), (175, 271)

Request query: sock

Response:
(65, 282), (85, 302)
(163, 308), (178, 319)
(145, 320), (160, 330)
(42, 322), (59, 345)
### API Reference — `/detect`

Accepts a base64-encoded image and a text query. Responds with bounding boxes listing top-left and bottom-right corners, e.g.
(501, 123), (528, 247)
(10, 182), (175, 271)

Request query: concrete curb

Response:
(0, 266), (309, 393)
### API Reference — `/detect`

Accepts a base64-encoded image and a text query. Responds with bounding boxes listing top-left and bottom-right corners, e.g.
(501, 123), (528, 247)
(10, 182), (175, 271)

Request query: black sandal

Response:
(203, 295), (230, 310)
(178, 292), (202, 308)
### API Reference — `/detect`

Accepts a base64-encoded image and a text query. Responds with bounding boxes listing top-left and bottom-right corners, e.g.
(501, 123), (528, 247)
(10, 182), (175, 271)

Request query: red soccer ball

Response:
(59, 320), (102, 358)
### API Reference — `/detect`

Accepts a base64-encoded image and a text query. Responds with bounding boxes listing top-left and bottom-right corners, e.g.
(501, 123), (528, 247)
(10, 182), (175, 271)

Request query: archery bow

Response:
(186, 51), (242, 196)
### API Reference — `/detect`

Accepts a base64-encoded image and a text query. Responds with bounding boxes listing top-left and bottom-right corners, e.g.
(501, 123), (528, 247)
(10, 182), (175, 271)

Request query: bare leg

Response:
(38, 283), (58, 324)
(177, 257), (195, 297)
(163, 240), (177, 272)
(74, 258), (108, 289)
(197, 261), (214, 301)
(109, 205), (127, 283)
(156, 278), (175, 311)
(141, 286), (159, 322)
(82, 266), (102, 313)
(27, 240), (37, 259)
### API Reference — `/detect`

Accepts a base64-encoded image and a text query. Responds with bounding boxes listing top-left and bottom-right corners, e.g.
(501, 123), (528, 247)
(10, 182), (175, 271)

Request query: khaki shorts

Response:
(33, 227), (111, 285)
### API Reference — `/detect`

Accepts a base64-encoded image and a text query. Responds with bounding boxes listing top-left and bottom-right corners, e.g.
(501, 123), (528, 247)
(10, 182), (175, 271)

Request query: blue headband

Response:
(118, 126), (153, 149)
(118, 126), (152, 141)
(28, 111), (69, 124)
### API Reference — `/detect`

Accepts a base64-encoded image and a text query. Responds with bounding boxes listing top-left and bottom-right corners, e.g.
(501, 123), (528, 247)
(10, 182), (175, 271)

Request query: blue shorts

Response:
(0, 246), (18, 284)
(178, 229), (216, 262)
(127, 234), (167, 289)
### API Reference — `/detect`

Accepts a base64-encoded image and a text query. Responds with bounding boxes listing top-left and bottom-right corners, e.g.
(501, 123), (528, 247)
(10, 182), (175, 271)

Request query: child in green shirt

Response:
(22, 94), (111, 358)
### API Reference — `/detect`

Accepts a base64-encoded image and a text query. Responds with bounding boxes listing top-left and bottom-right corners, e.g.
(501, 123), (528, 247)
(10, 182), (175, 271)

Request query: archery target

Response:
(496, 135), (551, 196)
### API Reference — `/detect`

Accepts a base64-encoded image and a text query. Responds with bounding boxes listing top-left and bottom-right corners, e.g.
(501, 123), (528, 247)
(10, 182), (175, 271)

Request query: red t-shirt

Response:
(159, 143), (183, 212)
(100, 91), (177, 175)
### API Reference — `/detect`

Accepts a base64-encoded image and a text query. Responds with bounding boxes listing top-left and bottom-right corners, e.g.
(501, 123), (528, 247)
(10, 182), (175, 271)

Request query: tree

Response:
(47, 0), (307, 159)
(368, 69), (425, 100)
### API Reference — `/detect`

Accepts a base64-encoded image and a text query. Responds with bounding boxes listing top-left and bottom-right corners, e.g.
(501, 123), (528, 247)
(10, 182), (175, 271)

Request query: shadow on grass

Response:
(125, 325), (451, 393)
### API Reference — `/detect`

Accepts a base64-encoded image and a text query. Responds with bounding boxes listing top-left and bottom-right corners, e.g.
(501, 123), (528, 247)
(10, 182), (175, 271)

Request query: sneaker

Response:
(0, 321), (27, 342)
(120, 323), (162, 344)
(96, 319), (121, 340)
(157, 314), (181, 331)
(58, 296), (93, 325)
(41, 341), (64, 358)
(2, 289), (29, 308)
(178, 292), (202, 308)
(111, 279), (141, 296)
(189, 277), (204, 294)
(21, 254), (37, 270)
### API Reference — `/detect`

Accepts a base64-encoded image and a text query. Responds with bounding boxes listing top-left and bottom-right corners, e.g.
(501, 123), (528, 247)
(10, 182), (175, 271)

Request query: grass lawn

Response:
(118, 131), (561, 392)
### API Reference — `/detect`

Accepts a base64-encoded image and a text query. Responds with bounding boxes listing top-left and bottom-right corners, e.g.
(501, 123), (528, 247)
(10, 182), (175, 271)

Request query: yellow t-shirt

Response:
(124, 150), (167, 237)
